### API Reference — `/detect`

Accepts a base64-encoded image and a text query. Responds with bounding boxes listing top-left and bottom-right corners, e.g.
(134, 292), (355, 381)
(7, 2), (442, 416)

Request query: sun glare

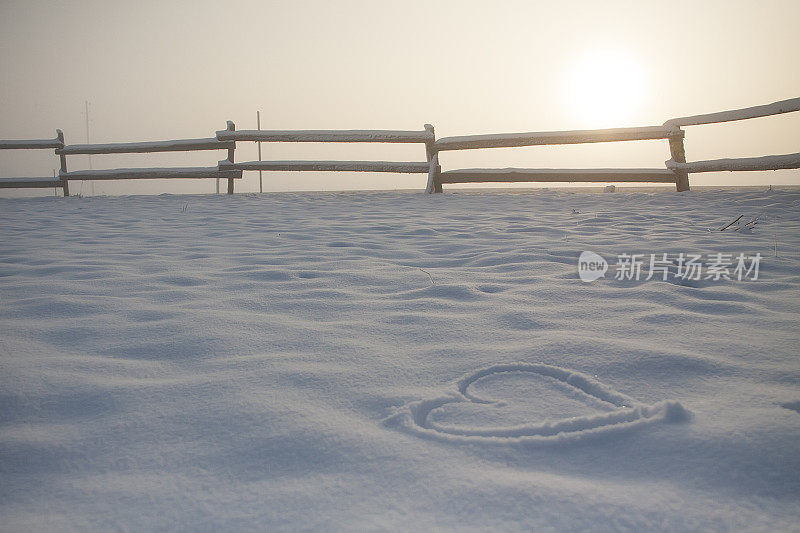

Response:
(565, 49), (647, 128)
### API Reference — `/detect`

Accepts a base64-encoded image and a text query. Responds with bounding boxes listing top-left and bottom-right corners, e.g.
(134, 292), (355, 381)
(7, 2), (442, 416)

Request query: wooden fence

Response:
(427, 97), (800, 193)
(0, 97), (797, 196)
(0, 130), (65, 191)
(0, 123), (241, 196)
(215, 123), (436, 192)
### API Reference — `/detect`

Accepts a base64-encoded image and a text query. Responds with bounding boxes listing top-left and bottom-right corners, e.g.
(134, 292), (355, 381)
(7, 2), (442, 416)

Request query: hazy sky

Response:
(1, 0), (798, 196)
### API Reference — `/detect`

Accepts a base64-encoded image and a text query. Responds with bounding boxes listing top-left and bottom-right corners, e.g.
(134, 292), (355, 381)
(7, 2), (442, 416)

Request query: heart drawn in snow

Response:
(385, 363), (690, 445)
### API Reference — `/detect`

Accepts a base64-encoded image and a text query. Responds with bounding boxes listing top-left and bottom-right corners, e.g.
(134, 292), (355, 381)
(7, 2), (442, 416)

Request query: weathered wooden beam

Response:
(220, 160), (430, 173)
(439, 168), (678, 184)
(0, 136), (64, 150)
(225, 121), (236, 194)
(57, 130), (69, 196)
(423, 124), (441, 193)
(666, 152), (800, 173)
(668, 129), (690, 192)
(426, 153), (442, 193)
(56, 138), (235, 155)
(0, 178), (64, 189)
(665, 97), (800, 127)
(434, 126), (682, 152)
(216, 129), (435, 144)
(59, 167), (243, 181)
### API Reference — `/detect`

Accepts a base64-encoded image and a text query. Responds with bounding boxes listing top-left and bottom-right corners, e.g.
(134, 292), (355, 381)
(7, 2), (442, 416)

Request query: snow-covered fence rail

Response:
(434, 126), (680, 151)
(223, 161), (431, 173)
(57, 167), (243, 181)
(0, 130), (66, 194)
(664, 97), (800, 128)
(216, 129), (434, 144)
(216, 124), (437, 187)
(0, 133), (64, 150)
(667, 153), (800, 174)
(438, 168), (678, 184)
(56, 138), (235, 155)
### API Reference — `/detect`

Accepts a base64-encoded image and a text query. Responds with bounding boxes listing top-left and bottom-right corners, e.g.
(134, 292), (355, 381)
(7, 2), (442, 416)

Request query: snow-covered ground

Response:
(1, 188), (799, 530)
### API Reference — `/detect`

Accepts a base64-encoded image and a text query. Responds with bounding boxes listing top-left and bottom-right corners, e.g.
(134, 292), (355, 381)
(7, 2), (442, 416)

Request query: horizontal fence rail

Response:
(56, 138), (234, 155)
(439, 168), (678, 184)
(0, 98), (797, 196)
(60, 167), (242, 181)
(664, 97), (800, 127)
(0, 137), (64, 150)
(434, 125), (682, 152)
(667, 152), (800, 174)
(216, 129), (434, 144)
(219, 160), (431, 173)
(0, 177), (63, 189)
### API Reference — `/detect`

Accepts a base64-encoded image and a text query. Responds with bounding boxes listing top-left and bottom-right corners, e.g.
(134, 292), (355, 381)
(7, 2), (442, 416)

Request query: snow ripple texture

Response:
(1, 188), (799, 531)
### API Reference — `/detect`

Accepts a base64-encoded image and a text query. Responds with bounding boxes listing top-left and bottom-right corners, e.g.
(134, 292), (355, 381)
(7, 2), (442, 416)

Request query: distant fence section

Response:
(0, 130), (66, 192)
(0, 125), (240, 196)
(54, 123), (241, 196)
(430, 125), (685, 192)
(0, 97), (797, 196)
(659, 98), (800, 181)
(216, 124), (436, 190)
(427, 97), (800, 193)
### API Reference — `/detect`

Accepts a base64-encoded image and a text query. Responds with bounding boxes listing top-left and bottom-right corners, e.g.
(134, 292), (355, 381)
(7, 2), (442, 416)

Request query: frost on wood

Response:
(216, 129), (435, 143)
(667, 152), (800, 173)
(56, 138), (235, 155)
(664, 97), (800, 127)
(0, 137), (64, 150)
(219, 160), (430, 173)
(439, 168), (678, 183)
(0, 177), (63, 188)
(60, 167), (242, 180)
(434, 125), (682, 151)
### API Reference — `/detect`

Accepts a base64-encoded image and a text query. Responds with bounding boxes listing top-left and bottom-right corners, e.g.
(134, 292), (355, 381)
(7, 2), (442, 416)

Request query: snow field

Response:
(1, 188), (799, 530)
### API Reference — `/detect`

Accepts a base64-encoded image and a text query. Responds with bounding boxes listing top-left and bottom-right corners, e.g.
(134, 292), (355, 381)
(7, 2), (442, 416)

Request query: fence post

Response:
(424, 124), (442, 193)
(56, 129), (69, 197)
(226, 121), (236, 194)
(668, 130), (690, 192)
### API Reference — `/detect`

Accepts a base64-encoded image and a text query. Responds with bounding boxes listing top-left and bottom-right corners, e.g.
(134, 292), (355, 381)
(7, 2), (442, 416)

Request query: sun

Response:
(564, 49), (647, 128)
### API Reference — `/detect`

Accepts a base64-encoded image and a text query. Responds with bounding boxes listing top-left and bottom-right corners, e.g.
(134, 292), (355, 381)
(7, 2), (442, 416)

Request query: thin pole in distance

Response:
(257, 110), (263, 193)
(84, 100), (95, 195)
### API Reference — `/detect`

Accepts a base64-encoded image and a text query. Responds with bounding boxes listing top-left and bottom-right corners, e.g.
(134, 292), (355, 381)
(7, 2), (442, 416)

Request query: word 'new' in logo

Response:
(578, 251), (608, 282)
